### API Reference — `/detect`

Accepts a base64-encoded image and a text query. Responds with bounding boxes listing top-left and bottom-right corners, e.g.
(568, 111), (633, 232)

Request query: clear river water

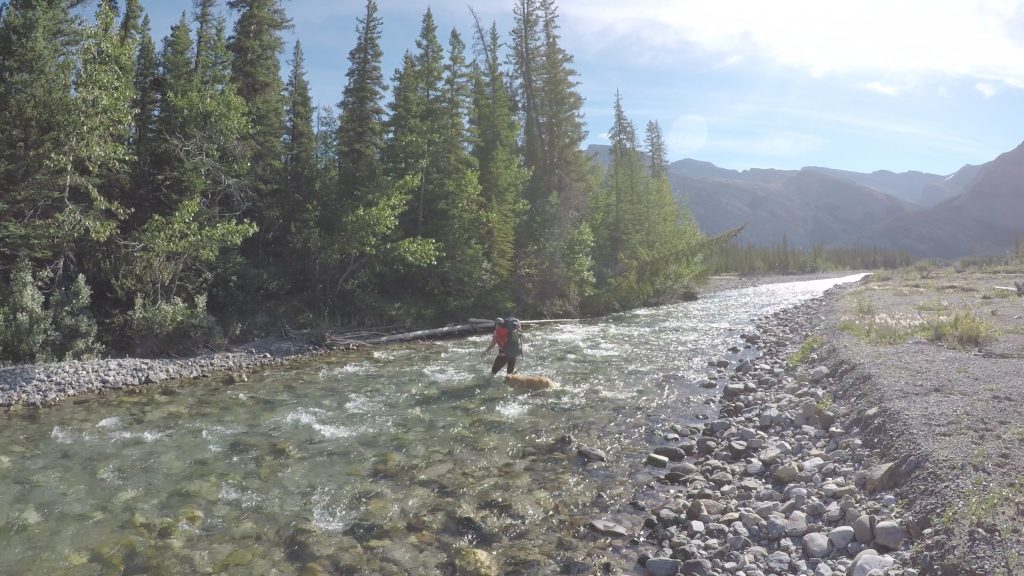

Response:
(0, 275), (864, 575)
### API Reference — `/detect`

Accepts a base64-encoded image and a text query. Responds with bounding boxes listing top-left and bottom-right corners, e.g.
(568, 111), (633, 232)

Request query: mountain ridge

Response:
(585, 142), (1024, 258)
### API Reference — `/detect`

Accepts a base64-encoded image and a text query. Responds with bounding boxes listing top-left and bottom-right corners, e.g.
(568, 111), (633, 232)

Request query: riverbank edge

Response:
(0, 272), (850, 409)
(625, 277), (924, 576)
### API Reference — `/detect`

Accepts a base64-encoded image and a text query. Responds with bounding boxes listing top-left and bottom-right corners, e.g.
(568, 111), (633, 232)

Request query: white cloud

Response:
(863, 82), (903, 96)
(975, 82), (999, 97)
(731, 104), (982, 155)
(557, 0), (1024, 89)
(706, 132), (827, 160)
(665, 114), (709, 156)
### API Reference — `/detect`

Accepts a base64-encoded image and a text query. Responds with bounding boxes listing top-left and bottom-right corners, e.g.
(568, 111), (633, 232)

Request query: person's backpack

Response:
(504, 317), (523, 356)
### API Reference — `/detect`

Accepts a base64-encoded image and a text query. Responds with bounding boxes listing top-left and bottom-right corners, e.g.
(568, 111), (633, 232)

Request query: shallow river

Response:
(0, 275), (863, 575)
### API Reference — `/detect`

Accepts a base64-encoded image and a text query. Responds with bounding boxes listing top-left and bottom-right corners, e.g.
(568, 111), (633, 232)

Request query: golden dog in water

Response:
(504, 373), (559, 391)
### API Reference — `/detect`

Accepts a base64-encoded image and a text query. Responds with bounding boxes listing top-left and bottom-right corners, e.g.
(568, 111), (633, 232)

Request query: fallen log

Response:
(993, 285), (1024, 297)
(363, 317), (581, 345)
(364, 322), (495, 345)
(467, 317), (579, 326)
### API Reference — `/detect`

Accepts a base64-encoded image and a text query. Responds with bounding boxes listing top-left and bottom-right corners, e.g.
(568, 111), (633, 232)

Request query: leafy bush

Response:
(50, 274), (102, 361)
(129, 294), (221, 356)
(0, 261), (53, 365)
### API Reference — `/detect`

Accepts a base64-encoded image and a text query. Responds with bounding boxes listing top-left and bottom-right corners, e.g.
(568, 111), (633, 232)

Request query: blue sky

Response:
(136, 0), (1024, 176)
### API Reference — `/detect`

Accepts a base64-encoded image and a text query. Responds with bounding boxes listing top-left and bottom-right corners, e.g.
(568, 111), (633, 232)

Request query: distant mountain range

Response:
(586, 142), (1022, 259)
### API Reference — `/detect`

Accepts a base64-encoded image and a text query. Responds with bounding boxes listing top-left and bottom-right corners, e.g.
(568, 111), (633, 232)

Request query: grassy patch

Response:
(915, 300), (951, 312)
(926, 311), (996, 349)
(787, 335), (824, 369)
(839, 310), (928, 345)
(941, 477), (1024, 533)
(981, 288), (1018, 300)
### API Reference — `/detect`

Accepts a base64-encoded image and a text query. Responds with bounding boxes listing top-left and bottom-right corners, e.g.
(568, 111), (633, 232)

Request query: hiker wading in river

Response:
(481, 317), (524, 375)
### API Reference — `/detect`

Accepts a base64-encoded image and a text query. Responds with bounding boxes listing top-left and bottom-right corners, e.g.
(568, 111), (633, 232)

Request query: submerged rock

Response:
(453, 548), (498, 576)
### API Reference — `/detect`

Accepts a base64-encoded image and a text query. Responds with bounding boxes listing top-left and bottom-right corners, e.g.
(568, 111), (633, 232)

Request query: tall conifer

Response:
(510, 0), (593, 313)
(321, 0), (435, 310)
(336, 0), (386, 204)
(228, 0), (291, 260)
(470, 18), (528, 288)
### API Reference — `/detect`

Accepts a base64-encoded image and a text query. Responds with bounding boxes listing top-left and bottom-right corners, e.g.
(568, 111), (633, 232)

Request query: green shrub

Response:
(850, 294), (876, 317)
(0, 261), (53, 365)
(129, 294), (221, 356)
(50, 274), (102, 361)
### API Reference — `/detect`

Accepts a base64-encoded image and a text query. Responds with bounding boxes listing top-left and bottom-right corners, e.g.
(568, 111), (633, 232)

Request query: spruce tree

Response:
(469, 18), (528, 287)
(119, 0), (144, 42)
(645, 120), (668, 179)
(427, 27), (488, 314)
(385, 9), (443, 237)
(126, 13), (159, 228)
(510, 0), (593, 314)
(283, 40), (316, 226)
(336, 0), (386, 204)
(282, 40), (318, 283)
(321, 0), (435, 312)
(227, 0), (291, 262)
(0, 1), (78, 268)
(0, 1), (132, 283)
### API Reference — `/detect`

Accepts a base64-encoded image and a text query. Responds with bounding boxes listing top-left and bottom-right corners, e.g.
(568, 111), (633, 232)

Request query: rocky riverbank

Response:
(0, 273), (845, 409)
(0, 337), (328, 407)
(628, 268), (1024, 576)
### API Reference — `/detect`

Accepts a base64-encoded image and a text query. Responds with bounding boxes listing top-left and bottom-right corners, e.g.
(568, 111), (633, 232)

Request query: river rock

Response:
(646, 453), (670, 468)
(644, 558), (682, 576)
(724, 383), (746, 397)
(848, 550), (894, 576)
(766, 550), (791, 572)
(775, 462), (800, 482)
(766, 516), (786, 540)
(654, 446), (687, 461)
(453, 548), (498, 576)
(829, 525), (856, 550)
(577, 445), (606, 462)
(802, 532), (830, 558)
(671, 462), (699, 475)
(681, 559), (711, 576)
(864, 461), (899, 492)
(810, 366), (829, 382)
(786, 511), (808, 537)
(589, 520), (629, 538)
(873, 520), (904, 550)
(687, 520), (705, 536)
(853, 514), (875, 544)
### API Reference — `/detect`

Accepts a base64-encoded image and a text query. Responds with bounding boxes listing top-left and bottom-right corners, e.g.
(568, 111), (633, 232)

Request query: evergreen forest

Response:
(0, 0), (906, 365)
(0, 0), (724, 363)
